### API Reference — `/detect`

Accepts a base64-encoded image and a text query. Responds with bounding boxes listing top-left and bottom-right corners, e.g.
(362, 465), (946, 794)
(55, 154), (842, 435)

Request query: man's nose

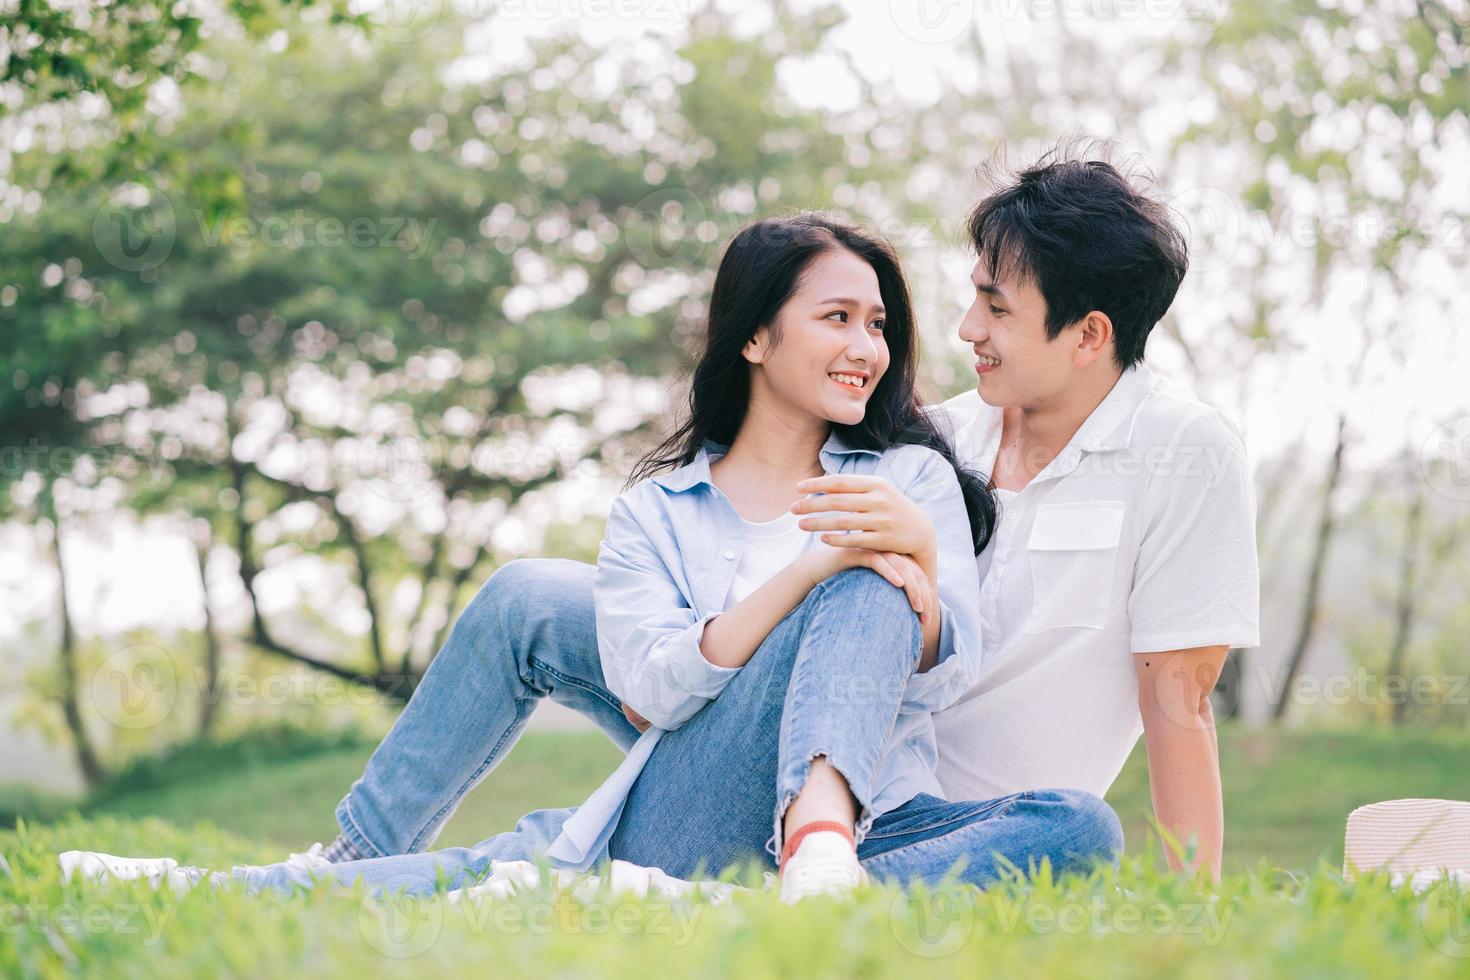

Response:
(958, 304), (988, 343)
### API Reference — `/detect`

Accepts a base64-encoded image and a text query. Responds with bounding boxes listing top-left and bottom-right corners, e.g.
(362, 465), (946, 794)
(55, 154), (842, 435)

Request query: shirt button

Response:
(722, 550), (735, 560)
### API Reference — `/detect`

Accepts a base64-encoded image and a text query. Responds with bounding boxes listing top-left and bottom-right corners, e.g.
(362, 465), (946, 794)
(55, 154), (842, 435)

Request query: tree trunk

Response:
(44, 490), (107, 787)
(1385, 464), (1425, 727)
(194, 530), (222, 736)
(1272, 412), (1349, 723)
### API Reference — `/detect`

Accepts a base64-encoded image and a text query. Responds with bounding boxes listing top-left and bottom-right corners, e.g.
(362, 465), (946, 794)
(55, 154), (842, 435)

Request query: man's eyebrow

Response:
(972, 279), (1006, 300)
(815, 296), (886, 314)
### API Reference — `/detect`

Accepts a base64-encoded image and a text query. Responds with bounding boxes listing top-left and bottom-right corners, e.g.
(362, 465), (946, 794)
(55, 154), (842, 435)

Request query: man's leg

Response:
(332, 558), (640, 859)
(858, 790), (1124, 889)
(608, 568), (922, 878)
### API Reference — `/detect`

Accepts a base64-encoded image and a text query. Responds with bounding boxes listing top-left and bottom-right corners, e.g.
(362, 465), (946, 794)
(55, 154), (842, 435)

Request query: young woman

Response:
(63, 213), (1016, 902)
(537, 212), (995, 901)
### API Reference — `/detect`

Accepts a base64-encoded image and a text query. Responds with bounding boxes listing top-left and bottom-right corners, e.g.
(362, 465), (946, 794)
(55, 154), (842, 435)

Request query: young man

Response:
(317, 149), (1259, 882)
(931, 156), (1259, 879)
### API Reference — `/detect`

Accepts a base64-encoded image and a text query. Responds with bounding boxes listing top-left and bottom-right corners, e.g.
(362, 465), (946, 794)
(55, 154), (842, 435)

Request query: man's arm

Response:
(1133, 644), (1229, 881)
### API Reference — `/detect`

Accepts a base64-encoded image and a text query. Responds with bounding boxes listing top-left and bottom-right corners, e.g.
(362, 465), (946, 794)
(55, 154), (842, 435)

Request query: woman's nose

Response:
(847, 327), (877, 362)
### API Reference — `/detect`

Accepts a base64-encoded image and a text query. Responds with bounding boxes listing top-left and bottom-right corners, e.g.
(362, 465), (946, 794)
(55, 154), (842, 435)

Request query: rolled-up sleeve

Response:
(593, 493), (740, 731)
(889, 449), (985, 713)
(1129, 410), (1261, 653)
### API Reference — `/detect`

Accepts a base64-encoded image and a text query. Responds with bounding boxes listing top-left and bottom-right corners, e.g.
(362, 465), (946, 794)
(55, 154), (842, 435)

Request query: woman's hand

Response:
(621, 702), (652, 733)
(790, 474), (938, 572)
(797, 543), (938, 626)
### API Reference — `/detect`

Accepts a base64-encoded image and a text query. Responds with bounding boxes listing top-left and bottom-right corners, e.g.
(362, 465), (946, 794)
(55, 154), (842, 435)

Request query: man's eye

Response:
(826, 310), (848, 323)
(989, 306), (1006, 317)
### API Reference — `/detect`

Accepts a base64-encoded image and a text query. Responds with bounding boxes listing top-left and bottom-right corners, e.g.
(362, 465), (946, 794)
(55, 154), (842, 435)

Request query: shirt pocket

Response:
(1021, 500), (1126, 633)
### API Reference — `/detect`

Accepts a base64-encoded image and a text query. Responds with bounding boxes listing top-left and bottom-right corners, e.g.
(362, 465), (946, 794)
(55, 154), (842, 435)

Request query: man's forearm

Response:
(1141, 703), (1223, 880)
(1134, 644), (1230, 882)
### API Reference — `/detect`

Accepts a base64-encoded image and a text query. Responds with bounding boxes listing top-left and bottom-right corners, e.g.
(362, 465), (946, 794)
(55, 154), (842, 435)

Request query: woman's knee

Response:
(814, 566), (915, 619)
(461, 558), (591, 635)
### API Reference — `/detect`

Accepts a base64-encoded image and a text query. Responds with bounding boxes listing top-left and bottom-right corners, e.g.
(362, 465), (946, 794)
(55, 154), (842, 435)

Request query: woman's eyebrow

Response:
(814, 296), (886, 314)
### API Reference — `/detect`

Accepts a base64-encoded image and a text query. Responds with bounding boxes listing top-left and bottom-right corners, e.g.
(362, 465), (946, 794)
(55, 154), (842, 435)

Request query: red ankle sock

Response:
(779, 820), (856, 868)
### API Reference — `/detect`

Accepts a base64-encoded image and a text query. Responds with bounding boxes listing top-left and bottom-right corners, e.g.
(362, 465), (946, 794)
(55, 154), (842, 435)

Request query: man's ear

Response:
(1073, 310), (1114, 368)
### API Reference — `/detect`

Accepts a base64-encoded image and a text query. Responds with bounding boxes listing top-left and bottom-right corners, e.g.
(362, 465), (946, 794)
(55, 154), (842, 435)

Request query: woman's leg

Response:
(607, 567), (922, 877)
(858, 790), (1124, 889)
(236, 808), (575, 896)
(333, 558), (640, 859)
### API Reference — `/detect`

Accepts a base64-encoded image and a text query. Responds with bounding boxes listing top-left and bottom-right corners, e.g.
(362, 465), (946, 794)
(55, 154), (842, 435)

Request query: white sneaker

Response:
(58, 850), (228, 893)
(286, 842), (334, 872)
(778, 831), (867, 904)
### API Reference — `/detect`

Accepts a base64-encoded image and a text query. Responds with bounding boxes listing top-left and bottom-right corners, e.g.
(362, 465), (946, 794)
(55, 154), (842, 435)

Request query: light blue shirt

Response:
(547, 430), (985, 869)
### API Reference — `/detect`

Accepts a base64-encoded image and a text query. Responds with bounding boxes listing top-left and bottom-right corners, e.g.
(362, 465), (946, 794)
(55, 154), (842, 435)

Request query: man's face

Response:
(956, 258), (1077, 409)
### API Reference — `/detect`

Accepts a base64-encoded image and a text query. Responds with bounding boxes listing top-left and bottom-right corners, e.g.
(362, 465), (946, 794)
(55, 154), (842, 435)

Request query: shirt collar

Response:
(650, 429), (882, 493)
(967, 363), (1160, 481)
(1067, 363), (1159, 454)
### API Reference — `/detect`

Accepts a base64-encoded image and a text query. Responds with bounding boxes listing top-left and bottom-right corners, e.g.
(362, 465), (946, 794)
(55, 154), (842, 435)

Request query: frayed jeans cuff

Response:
(767, 751), (878, 862)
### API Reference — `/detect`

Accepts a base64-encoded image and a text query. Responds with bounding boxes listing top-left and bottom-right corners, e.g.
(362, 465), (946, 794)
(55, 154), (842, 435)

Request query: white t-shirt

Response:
(929, 365), (1261, 803)
(723, 509), (816, 608)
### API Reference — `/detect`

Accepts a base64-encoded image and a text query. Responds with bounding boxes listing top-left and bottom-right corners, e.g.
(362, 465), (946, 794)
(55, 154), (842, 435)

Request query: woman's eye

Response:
(826, 310), (848, 323)
(869, 319), (886, 332)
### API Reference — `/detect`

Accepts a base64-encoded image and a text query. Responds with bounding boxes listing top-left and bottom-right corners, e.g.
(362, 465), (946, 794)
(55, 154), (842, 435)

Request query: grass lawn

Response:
(71, 724), (1470, 873)
(3, 724), (1468, 976)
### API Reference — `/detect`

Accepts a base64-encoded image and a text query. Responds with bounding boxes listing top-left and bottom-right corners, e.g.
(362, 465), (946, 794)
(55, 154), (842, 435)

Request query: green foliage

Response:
(2, 0), (367, 204)
(1, 3), (951, 732)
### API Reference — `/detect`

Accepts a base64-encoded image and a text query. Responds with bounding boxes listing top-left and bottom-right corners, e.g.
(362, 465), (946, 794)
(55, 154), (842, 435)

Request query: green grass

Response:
(81, 728), (625, 856)
(3, 725), (1469, 976)
(5, 813), (1469, 977)
(58, 724), (1470, 873)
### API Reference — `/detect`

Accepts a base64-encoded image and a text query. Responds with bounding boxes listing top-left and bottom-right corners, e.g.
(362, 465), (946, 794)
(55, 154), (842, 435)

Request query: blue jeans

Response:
(233, 560), (1122, 895)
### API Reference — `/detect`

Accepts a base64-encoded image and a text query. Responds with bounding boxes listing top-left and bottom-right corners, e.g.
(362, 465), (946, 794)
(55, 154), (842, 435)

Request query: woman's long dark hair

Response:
(629, 212), (997, 555)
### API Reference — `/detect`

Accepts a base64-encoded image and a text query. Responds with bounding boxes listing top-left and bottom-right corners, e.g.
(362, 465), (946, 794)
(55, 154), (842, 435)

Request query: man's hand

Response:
(790, 474), (938, 572)
(1134, 644), (1229, 882)
(621, 702), (651, 733)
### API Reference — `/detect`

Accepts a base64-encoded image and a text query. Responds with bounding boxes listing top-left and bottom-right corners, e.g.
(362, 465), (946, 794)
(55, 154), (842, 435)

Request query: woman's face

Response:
(743, 248), (891, 428)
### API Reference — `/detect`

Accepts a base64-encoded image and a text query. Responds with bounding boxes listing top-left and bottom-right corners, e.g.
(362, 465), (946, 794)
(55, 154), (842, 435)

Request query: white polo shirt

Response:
(930, 364), (1261, 803)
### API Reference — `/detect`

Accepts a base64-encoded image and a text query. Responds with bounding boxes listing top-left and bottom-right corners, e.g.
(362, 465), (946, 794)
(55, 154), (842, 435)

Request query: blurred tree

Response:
(1176, 0), (1468, 721)
(0, 1), (945, 775)
(2, 0), (368, 197)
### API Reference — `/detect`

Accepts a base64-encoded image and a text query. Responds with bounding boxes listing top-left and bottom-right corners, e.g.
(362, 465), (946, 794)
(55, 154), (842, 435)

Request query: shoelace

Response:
(782, 849), (863, 898)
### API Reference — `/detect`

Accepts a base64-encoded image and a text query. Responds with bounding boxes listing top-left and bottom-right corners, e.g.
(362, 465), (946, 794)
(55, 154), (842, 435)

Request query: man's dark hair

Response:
(966, 141), (1189, 369)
